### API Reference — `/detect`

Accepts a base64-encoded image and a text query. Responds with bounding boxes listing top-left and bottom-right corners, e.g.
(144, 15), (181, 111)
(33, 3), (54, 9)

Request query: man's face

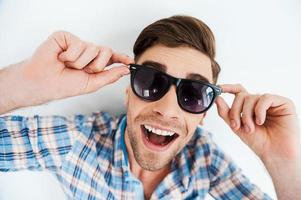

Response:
(125, 44), (213, 171)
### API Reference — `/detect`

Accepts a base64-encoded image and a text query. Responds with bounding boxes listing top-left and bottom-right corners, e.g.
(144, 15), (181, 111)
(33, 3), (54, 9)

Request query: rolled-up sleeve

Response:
(0, 114), (93, 172)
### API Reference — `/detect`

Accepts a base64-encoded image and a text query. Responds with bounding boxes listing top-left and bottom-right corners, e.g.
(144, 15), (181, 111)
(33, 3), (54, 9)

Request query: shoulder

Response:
(67, 111), (122, 148)
(89, 111), (124, 148)
(90, 111), (120, 135)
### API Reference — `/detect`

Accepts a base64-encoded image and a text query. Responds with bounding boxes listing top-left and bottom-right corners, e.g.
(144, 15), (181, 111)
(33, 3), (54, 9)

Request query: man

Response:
(0, 15), (300, 200)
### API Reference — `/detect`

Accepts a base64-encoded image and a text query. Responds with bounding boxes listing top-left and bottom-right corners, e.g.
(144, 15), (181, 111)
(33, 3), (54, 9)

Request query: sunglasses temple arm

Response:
(215, 86), (223, 96)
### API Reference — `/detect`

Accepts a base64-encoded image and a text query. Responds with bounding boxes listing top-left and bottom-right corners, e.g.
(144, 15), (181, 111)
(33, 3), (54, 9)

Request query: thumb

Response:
(85, 66), (130, 92)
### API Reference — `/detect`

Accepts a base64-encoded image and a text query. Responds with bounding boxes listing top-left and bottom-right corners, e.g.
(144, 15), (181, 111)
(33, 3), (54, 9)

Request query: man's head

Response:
(125, 15), (221, 171)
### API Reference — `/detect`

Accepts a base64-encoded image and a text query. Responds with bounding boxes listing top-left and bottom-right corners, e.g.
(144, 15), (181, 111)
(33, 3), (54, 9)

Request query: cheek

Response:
(127, 89), (149, 119)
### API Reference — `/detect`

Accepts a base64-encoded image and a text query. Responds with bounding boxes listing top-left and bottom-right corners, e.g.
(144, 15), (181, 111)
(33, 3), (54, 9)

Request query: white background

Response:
(1, 0), (301, 199)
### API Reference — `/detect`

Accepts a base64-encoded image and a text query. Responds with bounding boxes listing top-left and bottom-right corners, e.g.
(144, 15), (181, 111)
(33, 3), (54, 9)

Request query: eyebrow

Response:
(141, 60), (210, 83)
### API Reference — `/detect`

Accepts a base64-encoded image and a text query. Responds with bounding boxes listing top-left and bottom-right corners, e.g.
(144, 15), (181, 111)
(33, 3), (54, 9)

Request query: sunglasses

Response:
(129, 64), (222, 114)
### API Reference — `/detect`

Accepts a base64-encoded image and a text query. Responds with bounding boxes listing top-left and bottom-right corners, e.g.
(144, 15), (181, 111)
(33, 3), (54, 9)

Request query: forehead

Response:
(136, 45), (213, 83)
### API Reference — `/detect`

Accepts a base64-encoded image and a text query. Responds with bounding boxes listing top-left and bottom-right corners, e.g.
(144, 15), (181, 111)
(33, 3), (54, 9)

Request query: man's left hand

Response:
(215, 84), (301, 162)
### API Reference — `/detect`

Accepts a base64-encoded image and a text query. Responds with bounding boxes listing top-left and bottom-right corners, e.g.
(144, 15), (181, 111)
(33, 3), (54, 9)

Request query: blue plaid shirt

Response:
(0, 111), (272, 199)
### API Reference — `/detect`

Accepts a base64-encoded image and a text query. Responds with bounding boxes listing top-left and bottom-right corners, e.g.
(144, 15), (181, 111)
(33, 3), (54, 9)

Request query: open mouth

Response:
(141, 124), (179, 152)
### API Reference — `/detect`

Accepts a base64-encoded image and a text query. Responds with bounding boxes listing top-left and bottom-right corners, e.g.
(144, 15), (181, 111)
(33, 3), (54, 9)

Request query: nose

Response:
(151, 86), (181, 120)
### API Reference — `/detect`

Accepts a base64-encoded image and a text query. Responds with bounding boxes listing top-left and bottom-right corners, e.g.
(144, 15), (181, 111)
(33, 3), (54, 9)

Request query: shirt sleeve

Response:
(0, 113), (96, 172)
(208, 140), (273, 200)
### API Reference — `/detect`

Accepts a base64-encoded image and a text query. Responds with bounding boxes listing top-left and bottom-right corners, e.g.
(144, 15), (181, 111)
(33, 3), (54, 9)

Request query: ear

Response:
(199, 112), (207, 125)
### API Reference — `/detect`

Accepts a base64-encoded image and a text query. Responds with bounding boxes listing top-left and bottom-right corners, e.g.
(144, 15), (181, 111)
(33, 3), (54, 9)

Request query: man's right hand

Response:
(0, 31), (133, 114)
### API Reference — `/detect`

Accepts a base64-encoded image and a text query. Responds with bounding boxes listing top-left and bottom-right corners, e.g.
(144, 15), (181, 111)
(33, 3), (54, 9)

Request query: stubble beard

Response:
(126, 112), (181, 171)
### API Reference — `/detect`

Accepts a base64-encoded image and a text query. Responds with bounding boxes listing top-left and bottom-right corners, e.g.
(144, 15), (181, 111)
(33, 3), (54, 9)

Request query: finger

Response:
(84, 46), (113, 73)
(48, 31), (74, 54)
(228, 93), (248, 131)
(219, 84), (248, 94)
(84, 66), (130, 92)
(57, 34), (86, 63)
(215, 96), (231, 125)
(110, 52), (134, 65)
(66, 44), (99, 69)
(86, 51), (133, 73)
(241, 95), (260, 133)
(254, 94), (295, 125)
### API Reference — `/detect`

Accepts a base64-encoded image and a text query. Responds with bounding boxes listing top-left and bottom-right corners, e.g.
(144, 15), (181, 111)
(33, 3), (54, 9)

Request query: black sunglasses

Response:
(129, 64), (222, 114)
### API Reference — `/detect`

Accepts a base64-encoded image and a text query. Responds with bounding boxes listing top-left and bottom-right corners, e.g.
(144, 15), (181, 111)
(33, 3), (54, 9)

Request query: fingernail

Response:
(244, 125), (250, 133)
(230, 120), (236, 128)
(256, 118), (262, 125)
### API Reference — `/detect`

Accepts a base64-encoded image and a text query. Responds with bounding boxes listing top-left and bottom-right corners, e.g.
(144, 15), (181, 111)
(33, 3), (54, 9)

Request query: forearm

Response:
(0, 63), (21, 114)
(0, 61), (40, 115)
(264, 154), (301, 200)
(0, 68), (13, 115)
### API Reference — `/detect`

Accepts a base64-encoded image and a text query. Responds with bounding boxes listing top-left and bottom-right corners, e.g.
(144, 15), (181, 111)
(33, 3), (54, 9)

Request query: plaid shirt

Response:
(0, 111), (272, 200)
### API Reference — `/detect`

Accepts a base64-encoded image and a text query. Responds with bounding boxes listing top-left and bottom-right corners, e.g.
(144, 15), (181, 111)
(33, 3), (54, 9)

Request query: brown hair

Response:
(133, 15), (221, 84)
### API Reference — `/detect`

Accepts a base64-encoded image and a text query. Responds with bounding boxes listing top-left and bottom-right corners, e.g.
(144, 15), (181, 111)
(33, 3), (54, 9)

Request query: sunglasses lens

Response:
(178, 81), (215, 113)
(132, 67), (170, 101)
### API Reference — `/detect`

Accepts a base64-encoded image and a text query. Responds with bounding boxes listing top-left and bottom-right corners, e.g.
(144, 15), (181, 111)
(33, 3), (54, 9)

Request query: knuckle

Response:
(237, 92), (247, 99)
(49, 30), (69, 43)
(262, 93), (272, 100)
(51, 30), (67, 37)
(77, 41), (85, 49)
(241, 113), (249, 123)
(228, 110), (237, 119)
(89, 45), (98, 52)
(245, 95), (253, 102)
(236, 83), (244, 89)
(236, 83), (243, 88)
(286, 98), (296, 109)
(236, 83), (247, 92)
(102, 46), (113, 54)
(92, 46), (101, 55)
(253, 94), (261, 100)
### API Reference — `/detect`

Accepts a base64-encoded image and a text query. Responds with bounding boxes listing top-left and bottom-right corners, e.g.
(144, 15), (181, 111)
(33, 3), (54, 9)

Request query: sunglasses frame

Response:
(129, 64), (222, 114)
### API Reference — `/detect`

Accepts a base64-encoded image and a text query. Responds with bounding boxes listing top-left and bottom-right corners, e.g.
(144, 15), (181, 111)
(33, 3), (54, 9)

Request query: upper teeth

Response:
(144, 125), (175, 136)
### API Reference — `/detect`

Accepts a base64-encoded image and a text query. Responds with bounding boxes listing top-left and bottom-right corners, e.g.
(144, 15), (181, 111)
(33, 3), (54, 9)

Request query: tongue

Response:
(148, 132), (168, 146)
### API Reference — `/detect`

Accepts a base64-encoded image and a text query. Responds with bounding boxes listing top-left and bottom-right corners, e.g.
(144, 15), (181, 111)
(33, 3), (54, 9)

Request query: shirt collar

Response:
(119, 116), (129, 167)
